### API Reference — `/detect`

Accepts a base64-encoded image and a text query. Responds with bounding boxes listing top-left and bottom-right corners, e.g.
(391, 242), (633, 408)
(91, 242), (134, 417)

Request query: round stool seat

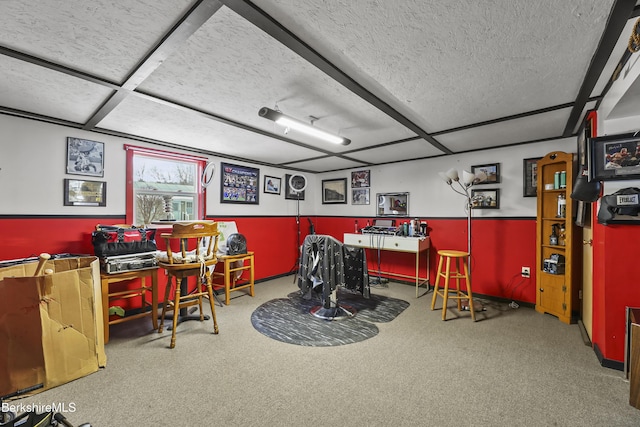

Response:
(437, 249), (468, 258)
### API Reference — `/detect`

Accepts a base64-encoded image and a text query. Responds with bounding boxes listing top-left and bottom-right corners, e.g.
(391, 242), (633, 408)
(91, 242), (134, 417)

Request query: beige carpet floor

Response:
(9, 275), (640, 426)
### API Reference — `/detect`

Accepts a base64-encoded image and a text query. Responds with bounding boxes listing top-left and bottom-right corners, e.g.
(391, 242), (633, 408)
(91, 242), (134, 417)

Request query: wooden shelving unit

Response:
(535, 151), (581, 324)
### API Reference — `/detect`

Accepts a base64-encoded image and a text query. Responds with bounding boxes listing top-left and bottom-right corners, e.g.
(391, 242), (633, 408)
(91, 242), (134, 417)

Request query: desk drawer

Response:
(384, 238), (419, 252)
(343, 234), (422, 252)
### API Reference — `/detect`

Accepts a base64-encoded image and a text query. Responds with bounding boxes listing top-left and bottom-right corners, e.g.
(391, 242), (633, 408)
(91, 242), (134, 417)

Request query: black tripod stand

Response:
(291, 192), (302, 281)
(287, 174), (307, 282)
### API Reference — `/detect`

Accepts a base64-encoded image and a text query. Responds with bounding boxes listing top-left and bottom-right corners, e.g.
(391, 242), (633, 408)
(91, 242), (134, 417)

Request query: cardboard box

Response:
(0, 256), (106, 397)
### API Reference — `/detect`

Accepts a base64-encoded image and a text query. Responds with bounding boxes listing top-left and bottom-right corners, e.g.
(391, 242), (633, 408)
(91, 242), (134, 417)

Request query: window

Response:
(125, 145), (207, 225)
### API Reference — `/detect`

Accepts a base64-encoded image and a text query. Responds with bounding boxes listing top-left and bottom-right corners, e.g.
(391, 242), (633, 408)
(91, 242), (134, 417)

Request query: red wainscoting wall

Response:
(1, 215), (537, 304)
(591, 214), (640, 365)
(313, 216), (538, 303)
(0, 216), (304, 317)
(5, 213), (639, 367)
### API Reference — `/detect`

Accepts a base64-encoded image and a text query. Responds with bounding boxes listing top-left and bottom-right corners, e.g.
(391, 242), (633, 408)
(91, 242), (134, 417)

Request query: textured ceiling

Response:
(0, 0), (638, 173)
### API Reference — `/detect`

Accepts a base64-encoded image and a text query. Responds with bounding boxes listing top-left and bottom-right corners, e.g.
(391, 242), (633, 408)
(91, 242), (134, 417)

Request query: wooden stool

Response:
(100, 268), (158, 343)
(212, 252), (255, 305)
(430, 250), (475, 321)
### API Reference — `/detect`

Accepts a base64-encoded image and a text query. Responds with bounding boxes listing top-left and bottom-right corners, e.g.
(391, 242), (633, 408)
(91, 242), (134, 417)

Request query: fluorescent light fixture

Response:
(258, 107), (351, 146)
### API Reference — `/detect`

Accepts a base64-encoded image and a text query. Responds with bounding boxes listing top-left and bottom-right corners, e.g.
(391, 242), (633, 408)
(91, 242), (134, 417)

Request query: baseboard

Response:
(577, 320), (592, 346)
(594, 343), (624, 371)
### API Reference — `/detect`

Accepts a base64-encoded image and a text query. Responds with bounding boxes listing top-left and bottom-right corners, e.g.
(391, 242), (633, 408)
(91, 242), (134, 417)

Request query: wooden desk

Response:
(343, 233), (430, 297)
(100, 268), (158, 343)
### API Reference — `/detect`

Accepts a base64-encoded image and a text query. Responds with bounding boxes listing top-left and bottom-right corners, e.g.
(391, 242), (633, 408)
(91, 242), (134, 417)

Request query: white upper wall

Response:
(317, 138), (575, 218)
(0, 114), (574, 217)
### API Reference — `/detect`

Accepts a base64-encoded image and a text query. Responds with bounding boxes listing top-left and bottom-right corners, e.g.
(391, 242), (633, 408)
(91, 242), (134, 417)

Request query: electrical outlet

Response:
(521, 267), (530, 278)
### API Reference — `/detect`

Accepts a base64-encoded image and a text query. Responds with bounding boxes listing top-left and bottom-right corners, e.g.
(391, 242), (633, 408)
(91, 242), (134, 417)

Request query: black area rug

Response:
(251, 289), (410, 347)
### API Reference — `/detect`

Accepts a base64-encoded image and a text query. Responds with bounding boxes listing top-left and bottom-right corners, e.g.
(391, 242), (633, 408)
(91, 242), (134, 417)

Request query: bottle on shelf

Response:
(550, 224), (559, 245)
(355, 220), (359, 233)
(557, 193), (566, 218)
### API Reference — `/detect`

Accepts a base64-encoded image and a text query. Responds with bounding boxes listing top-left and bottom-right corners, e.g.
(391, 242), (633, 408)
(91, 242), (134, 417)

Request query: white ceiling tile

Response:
(0, 55), (112, 123)
(284, 157), (367, 172)
(0, 0), (194, 82)
(436, 107), (573, 152)
(349, 140), (445, 164)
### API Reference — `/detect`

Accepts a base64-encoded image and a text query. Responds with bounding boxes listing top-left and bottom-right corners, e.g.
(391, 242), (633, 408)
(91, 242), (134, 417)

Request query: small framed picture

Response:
(471, 188), (500, 209)
(64, 179), (106, 206)
(66, 137), (104, 177)
(471, 163), (500, 184)
(523, 157), (542, 197)
(352, 188), (370, 205)
(264, 175), (281, 195)
(351, 170), (370, 188)
(322, 178), (347, 204)
(285, 174), (307, 200)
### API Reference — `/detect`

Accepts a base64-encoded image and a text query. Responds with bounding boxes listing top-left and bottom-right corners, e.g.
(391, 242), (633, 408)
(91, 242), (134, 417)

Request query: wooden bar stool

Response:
(430, 249), (475, 321)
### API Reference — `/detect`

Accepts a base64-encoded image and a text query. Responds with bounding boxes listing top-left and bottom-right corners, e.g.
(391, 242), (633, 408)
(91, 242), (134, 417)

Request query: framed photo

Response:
(351, 170), (370, 188)
(285, 174), (306, 200)
(221, 162), (259, 204)
(264, 175), (281, 195)
(471, 188), (500, 209)
(523, 157), (542, 197)
(66, 137), (104, 177)
(471, 163), (500, 184)
(352, 188), (370, 205)
(64, 179), (106, 206)
(322, 178), (348, 204)
(588, 132), (640, 181)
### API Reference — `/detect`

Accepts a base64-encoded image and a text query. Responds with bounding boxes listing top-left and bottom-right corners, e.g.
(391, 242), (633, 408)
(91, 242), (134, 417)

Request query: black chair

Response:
(297, 234), (369, 320)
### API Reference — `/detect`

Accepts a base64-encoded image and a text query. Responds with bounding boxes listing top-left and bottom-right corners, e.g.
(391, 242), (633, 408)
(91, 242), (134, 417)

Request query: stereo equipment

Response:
(100, 252), (158, 274)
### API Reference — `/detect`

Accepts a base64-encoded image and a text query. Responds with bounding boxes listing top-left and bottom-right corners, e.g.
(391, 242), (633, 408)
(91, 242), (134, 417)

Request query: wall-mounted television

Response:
(589, 132), (640, 181)
(376, 192), (409, 217)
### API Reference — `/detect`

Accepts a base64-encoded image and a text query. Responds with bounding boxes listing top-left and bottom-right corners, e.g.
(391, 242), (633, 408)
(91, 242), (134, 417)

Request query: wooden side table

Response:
(212, 252), (255, 305)
(100, 268), (158, 343)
